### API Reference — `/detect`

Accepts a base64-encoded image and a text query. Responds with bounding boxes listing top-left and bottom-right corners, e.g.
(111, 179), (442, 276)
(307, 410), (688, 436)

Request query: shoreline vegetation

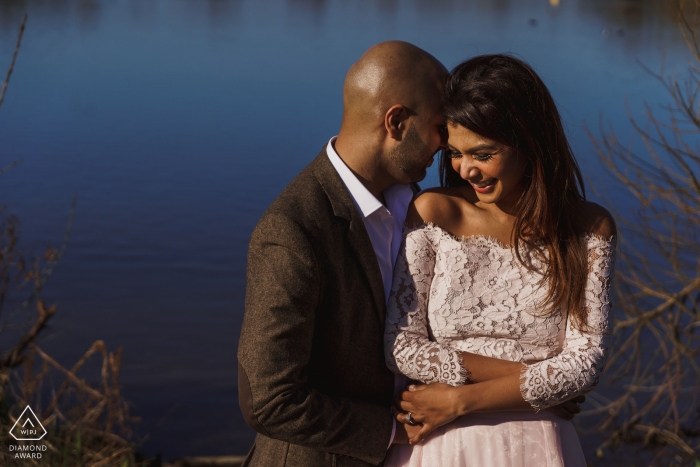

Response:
(163, 457), (245, 467)
(0, 16), (250, 467)
(0, 3), (698, 466)
(581, 1), (700, 464)
(0, 15), (146, 467)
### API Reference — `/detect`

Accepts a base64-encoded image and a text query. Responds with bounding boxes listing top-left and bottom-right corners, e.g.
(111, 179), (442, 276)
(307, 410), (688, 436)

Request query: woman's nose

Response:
(458, 160), (479, 180)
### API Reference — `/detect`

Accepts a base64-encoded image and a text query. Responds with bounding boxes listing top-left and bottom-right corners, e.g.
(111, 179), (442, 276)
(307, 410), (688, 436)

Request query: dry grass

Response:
(0, 342), (143, 466)
(0, 15), (152, 467)
(585, 1), (700, 465)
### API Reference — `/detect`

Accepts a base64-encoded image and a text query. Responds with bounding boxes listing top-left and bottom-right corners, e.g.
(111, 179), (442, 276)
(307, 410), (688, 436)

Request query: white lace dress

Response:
(384, 223), (616, 467)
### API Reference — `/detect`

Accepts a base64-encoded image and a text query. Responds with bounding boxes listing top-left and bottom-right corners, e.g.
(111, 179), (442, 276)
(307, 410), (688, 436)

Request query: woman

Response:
(384, 54), (616, 466)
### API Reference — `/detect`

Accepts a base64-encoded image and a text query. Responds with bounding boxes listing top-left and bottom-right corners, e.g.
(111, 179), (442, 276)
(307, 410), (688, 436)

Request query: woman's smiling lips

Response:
(470, 179), (496, 193)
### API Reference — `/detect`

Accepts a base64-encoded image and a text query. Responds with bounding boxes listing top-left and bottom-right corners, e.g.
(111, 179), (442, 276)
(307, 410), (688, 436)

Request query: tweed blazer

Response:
(238, 148), (398, 467)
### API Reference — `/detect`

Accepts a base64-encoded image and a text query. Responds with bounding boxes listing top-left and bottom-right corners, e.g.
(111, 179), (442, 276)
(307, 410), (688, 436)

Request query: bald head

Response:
(333, 42), (447, 196)
(341, 41), (447, 130)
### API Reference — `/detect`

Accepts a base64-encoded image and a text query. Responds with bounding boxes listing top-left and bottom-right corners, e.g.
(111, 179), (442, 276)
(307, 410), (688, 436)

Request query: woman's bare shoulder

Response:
(406, 187), (474, 229)
(578, 201), (617, 238)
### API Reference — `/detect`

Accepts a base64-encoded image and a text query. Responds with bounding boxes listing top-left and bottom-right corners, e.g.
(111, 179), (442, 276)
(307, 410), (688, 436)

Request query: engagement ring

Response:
(405, 411), (416, 426)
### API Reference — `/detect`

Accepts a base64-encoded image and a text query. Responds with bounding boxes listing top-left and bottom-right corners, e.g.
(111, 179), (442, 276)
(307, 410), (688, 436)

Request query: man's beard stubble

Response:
(387, 123), (431, 182)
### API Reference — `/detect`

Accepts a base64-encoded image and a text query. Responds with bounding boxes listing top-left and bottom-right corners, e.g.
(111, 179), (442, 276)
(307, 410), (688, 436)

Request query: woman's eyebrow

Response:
(467, 143), (499, 152)
(446, 143), (498, 152)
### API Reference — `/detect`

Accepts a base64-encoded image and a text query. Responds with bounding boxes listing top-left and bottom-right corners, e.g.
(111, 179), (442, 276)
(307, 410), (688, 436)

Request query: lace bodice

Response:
(384, 223), (616, 410)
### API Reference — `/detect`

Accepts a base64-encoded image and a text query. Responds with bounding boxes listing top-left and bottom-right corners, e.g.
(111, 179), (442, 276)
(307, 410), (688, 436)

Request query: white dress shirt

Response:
(326, 137), (413, 301)
(326, 137), (414, 448)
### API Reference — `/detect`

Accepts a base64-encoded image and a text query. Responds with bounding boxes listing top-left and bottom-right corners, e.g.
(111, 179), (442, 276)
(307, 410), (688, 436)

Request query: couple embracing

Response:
(237, 41), (616, 467)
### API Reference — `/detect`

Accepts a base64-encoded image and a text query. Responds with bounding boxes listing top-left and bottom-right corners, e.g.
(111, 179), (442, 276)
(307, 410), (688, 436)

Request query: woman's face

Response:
(446, 123), (527, 210)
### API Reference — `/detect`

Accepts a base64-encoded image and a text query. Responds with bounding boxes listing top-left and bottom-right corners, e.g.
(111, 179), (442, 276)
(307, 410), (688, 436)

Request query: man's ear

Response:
(384, 104), (407, 141)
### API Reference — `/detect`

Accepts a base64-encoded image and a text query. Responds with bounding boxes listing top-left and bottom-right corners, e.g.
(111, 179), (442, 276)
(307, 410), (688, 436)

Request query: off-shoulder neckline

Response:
(404, 222), (617, 250)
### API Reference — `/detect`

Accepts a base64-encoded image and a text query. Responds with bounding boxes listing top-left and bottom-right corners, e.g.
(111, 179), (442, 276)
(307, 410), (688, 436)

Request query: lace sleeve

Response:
(520, 235), (617, 410)
(384, 225), (469, 386)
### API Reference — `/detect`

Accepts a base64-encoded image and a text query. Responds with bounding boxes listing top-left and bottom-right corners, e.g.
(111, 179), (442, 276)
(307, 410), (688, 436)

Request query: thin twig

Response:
(0, 14), (27, 112)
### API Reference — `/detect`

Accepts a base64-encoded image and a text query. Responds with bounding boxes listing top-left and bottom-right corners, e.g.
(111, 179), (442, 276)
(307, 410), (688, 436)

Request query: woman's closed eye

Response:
(446, 150), (494, 162)
(473, 153), (494, 162)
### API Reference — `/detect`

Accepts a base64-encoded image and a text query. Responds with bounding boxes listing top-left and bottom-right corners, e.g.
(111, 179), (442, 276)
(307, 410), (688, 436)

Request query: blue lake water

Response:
(0, 0), (693, 460)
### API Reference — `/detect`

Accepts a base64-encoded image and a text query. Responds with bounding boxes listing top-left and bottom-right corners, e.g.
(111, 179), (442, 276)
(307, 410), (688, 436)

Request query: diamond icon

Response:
(9, 406), (47, 441)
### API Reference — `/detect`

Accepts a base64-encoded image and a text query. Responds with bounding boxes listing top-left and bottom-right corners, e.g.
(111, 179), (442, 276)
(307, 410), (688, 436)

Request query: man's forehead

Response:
(425, 92), (445, 115)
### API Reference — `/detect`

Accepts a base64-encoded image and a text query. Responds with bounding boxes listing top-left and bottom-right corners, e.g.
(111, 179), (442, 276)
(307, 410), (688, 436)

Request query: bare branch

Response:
(0, 14), (27, 112)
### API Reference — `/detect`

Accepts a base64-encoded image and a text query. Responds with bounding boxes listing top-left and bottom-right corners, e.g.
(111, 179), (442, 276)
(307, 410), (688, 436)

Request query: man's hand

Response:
(394, 383), (463, 444)
(546, 395), (585, 420)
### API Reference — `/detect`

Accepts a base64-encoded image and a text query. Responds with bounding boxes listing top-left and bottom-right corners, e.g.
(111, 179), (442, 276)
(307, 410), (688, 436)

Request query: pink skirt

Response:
(385, 411), (586, 467)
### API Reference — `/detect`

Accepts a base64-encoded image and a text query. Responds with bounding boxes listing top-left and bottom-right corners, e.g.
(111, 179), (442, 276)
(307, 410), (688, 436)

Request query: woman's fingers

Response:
(548, 398), (584, 420)
(392, 406), (412, 423)
(392, 406), (425, 425)
(394, 389), (417, 409)
(559, 395), (584, 419)
(400, 412), (414, 425)
(397, 385), (425, 406)
(409, 423), (435, 444)
(397, 399), (415, 413)
(548, 404), (573, 420)
(563, 400), (582, 415)
(570, 395), (585, 404)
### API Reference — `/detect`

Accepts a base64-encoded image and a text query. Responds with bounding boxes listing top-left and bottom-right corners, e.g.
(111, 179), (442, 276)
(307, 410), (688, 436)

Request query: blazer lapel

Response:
(346, 214), (386, 326)
(312, 150), (387, 326)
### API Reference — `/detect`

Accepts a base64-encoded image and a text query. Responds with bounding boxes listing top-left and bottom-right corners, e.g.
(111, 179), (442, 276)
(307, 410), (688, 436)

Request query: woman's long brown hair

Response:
(440, 54), (590, 330)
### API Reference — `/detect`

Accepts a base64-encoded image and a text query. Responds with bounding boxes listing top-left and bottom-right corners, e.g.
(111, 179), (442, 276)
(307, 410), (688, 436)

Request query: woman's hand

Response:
(546, 395), (585, 420)
(394, 378), (586, 444)
(394, 383), (466, 444)
(391, 413), (425, 444)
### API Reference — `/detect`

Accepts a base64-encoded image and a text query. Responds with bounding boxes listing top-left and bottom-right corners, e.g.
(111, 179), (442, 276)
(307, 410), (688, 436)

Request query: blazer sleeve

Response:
(237, 212), (394, 465)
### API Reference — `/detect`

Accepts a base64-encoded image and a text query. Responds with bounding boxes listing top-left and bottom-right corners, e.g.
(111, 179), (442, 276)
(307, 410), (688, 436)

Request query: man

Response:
(237, 41), (447, 466)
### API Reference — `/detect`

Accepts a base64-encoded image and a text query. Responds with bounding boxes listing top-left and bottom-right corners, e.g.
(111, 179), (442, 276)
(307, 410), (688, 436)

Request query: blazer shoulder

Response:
(253, 149), (345, 241)
(266, 152), (330, 211)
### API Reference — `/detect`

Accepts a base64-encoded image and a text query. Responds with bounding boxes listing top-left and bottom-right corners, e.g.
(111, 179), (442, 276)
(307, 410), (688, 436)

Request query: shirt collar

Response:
(326, 137), (384, 218)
